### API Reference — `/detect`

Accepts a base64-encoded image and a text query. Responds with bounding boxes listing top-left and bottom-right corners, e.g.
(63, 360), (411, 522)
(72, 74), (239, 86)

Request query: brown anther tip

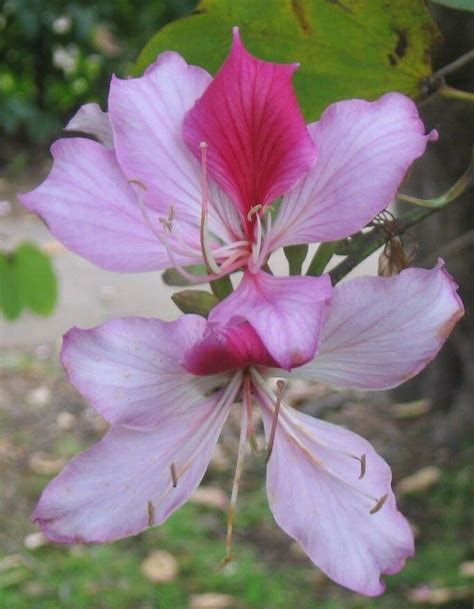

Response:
(147, 500), (155, 527)
(358, 454), (367, 480)
(276, 380), (286, 390)
(170, 463), (178, 488)
(128, 178), (147, 190)
(370, 493), (388, 515)
(216, 554), (234, 570)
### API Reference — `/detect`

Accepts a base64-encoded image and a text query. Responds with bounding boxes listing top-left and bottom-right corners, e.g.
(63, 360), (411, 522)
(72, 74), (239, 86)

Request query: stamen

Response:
(147, 500), (155, 526)
(370, 494), (388, 515)
(199, 142), (221, 274)
(255, 210), (273, 269)
(170, 463), (178, 488)
(355, 454), (367, 479)
(221, 402), (248, 567)
(247, 204), (262, 221)
(159, 205), (175, 232)
(264, 380), (285, 462)
(243, 374), (260, 454)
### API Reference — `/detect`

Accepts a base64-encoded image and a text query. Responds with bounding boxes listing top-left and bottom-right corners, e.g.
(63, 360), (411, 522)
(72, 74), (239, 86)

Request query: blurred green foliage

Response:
(0, 0), (197, 144)
(0, 242), (57, 320)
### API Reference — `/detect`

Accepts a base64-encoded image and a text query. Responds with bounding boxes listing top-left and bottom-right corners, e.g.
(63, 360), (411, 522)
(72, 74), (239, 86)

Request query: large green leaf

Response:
(136, 0), (440, 121)
(15, 242), (58, 316)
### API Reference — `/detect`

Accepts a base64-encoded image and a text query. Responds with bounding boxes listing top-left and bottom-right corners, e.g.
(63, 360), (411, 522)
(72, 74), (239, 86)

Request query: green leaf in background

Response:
(172, 289), (219, 316)
(0, 253), (22, 321)
(15, 242), (57, 315)
(136, 0), (441, 121)
(0, 242), (58, 320)
(431, 0), (474, 11)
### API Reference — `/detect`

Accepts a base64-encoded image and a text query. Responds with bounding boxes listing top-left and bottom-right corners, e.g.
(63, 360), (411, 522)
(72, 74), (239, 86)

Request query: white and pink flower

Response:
(22, 28), (464, 597)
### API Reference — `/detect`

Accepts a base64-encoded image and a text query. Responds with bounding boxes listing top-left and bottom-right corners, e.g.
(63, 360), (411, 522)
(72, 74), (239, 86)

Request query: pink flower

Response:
(20, 28), (437, 280)
(33, 265), (463, 596)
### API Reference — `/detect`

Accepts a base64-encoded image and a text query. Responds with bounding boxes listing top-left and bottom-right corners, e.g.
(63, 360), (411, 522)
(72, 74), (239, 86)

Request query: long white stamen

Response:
(199, 142), (221, 274)
(222, 400), (248, 566)
(255, 209), (273, 269)
(264, 379), (285, 462)
(250, 370), (387, 513)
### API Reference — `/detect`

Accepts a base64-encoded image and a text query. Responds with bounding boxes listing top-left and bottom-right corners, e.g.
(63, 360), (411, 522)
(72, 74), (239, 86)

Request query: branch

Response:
(329, 150), (474, 285)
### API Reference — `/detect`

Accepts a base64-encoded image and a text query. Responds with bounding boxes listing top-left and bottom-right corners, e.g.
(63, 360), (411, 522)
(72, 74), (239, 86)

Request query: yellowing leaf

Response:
(136, 0), (441, 121)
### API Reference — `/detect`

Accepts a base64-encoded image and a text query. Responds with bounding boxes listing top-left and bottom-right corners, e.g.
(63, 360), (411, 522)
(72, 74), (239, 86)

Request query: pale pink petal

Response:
(109, 51), (239, 243)
(296, 265), (463, 389)
(62, 316), (229, 429)
(33, 393), (233, 543)
(65, 103), (114, 149)
(270, 93), (438, 249)
(19, 138), (171, 272)
(183, 28), (316, 226)
(208, 270), (332, 370)
(261, 403), (414, 595)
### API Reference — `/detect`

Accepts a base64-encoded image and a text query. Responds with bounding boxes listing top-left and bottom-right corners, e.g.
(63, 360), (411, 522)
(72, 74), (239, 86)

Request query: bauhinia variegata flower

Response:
(21, 28), (464, 597)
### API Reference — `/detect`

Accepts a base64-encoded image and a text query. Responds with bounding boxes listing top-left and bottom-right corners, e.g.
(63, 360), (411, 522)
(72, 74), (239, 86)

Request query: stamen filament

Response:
(199, 142), (221, 274)
(221, 401), (248, 567)
(265, 380), (285, 462)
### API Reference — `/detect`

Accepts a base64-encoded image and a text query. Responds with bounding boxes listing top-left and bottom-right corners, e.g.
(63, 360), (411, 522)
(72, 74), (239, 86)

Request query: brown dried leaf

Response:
(141, 550), (178, 584)
(190, 593), (235, 609)
(397, 466), (441, 495)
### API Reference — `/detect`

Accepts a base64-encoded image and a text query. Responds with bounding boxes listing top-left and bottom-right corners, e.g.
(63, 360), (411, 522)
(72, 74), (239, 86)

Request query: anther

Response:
(357, 454), (367, 480)
(159, 205), (175, 232)
(170, 463), (178, 488)
(370, 493), (388, 514)
(265, 380), (285, 463)
(247, 204), (262, 221)
(147, 500), (155, 526)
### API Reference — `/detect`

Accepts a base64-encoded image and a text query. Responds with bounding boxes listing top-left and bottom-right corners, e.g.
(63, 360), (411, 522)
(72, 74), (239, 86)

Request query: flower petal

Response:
(109, 51), (239, 243)
(209, 270), (332, 370)
(183, 28), (316, 224)
(19, 138), (171, 272)
(261, 403), (414, 595)
(65, 102), (114, 149)
(33, 392), (235, 543)
(296, 265), (463, 389)
(270, 93), (437, 249)
(62, 316), (229, 429)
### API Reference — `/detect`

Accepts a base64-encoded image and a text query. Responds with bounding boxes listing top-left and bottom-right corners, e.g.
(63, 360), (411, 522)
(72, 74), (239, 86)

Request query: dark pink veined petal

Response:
(260, 403), (414, 596)
(183, 28), (316, 226)
(270, 93), (438, 249)
(208, 270), (332, 370)
(183, 319), (278, 376)
(19, 138), (172, 272)
(65, 103), (114, 149)
(295, 264), (463, 389)
(33, 391), (235, 544)
(109, 51), (239, 243)
(61, 316), (230, 429)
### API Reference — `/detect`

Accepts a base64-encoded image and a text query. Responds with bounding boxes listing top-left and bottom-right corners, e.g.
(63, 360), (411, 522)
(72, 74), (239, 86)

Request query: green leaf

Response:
(15, 242), (57, 316)
(172, 289), (219, 316)
(431, 0), (474, 11)
(136, 0), (440, 121)
(284, 244), (308, 275)
(161, 264), (207, 286)
(0, 253), (22, 321)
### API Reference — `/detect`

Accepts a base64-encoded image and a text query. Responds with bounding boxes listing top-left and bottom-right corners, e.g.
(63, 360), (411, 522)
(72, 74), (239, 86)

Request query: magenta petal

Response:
(297, 264), (463, 389)
(65, 103), (114, 149)
(261, 404), (414, 595)
(183, 28), (316, 222)
(183, 319), (278, 375)
(19, 138), (171, 272)
(33, 394), (232, 543)
(270, 93), (437, 249)
(61, 316), (229, 429)
(208, 271), (332, 370)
